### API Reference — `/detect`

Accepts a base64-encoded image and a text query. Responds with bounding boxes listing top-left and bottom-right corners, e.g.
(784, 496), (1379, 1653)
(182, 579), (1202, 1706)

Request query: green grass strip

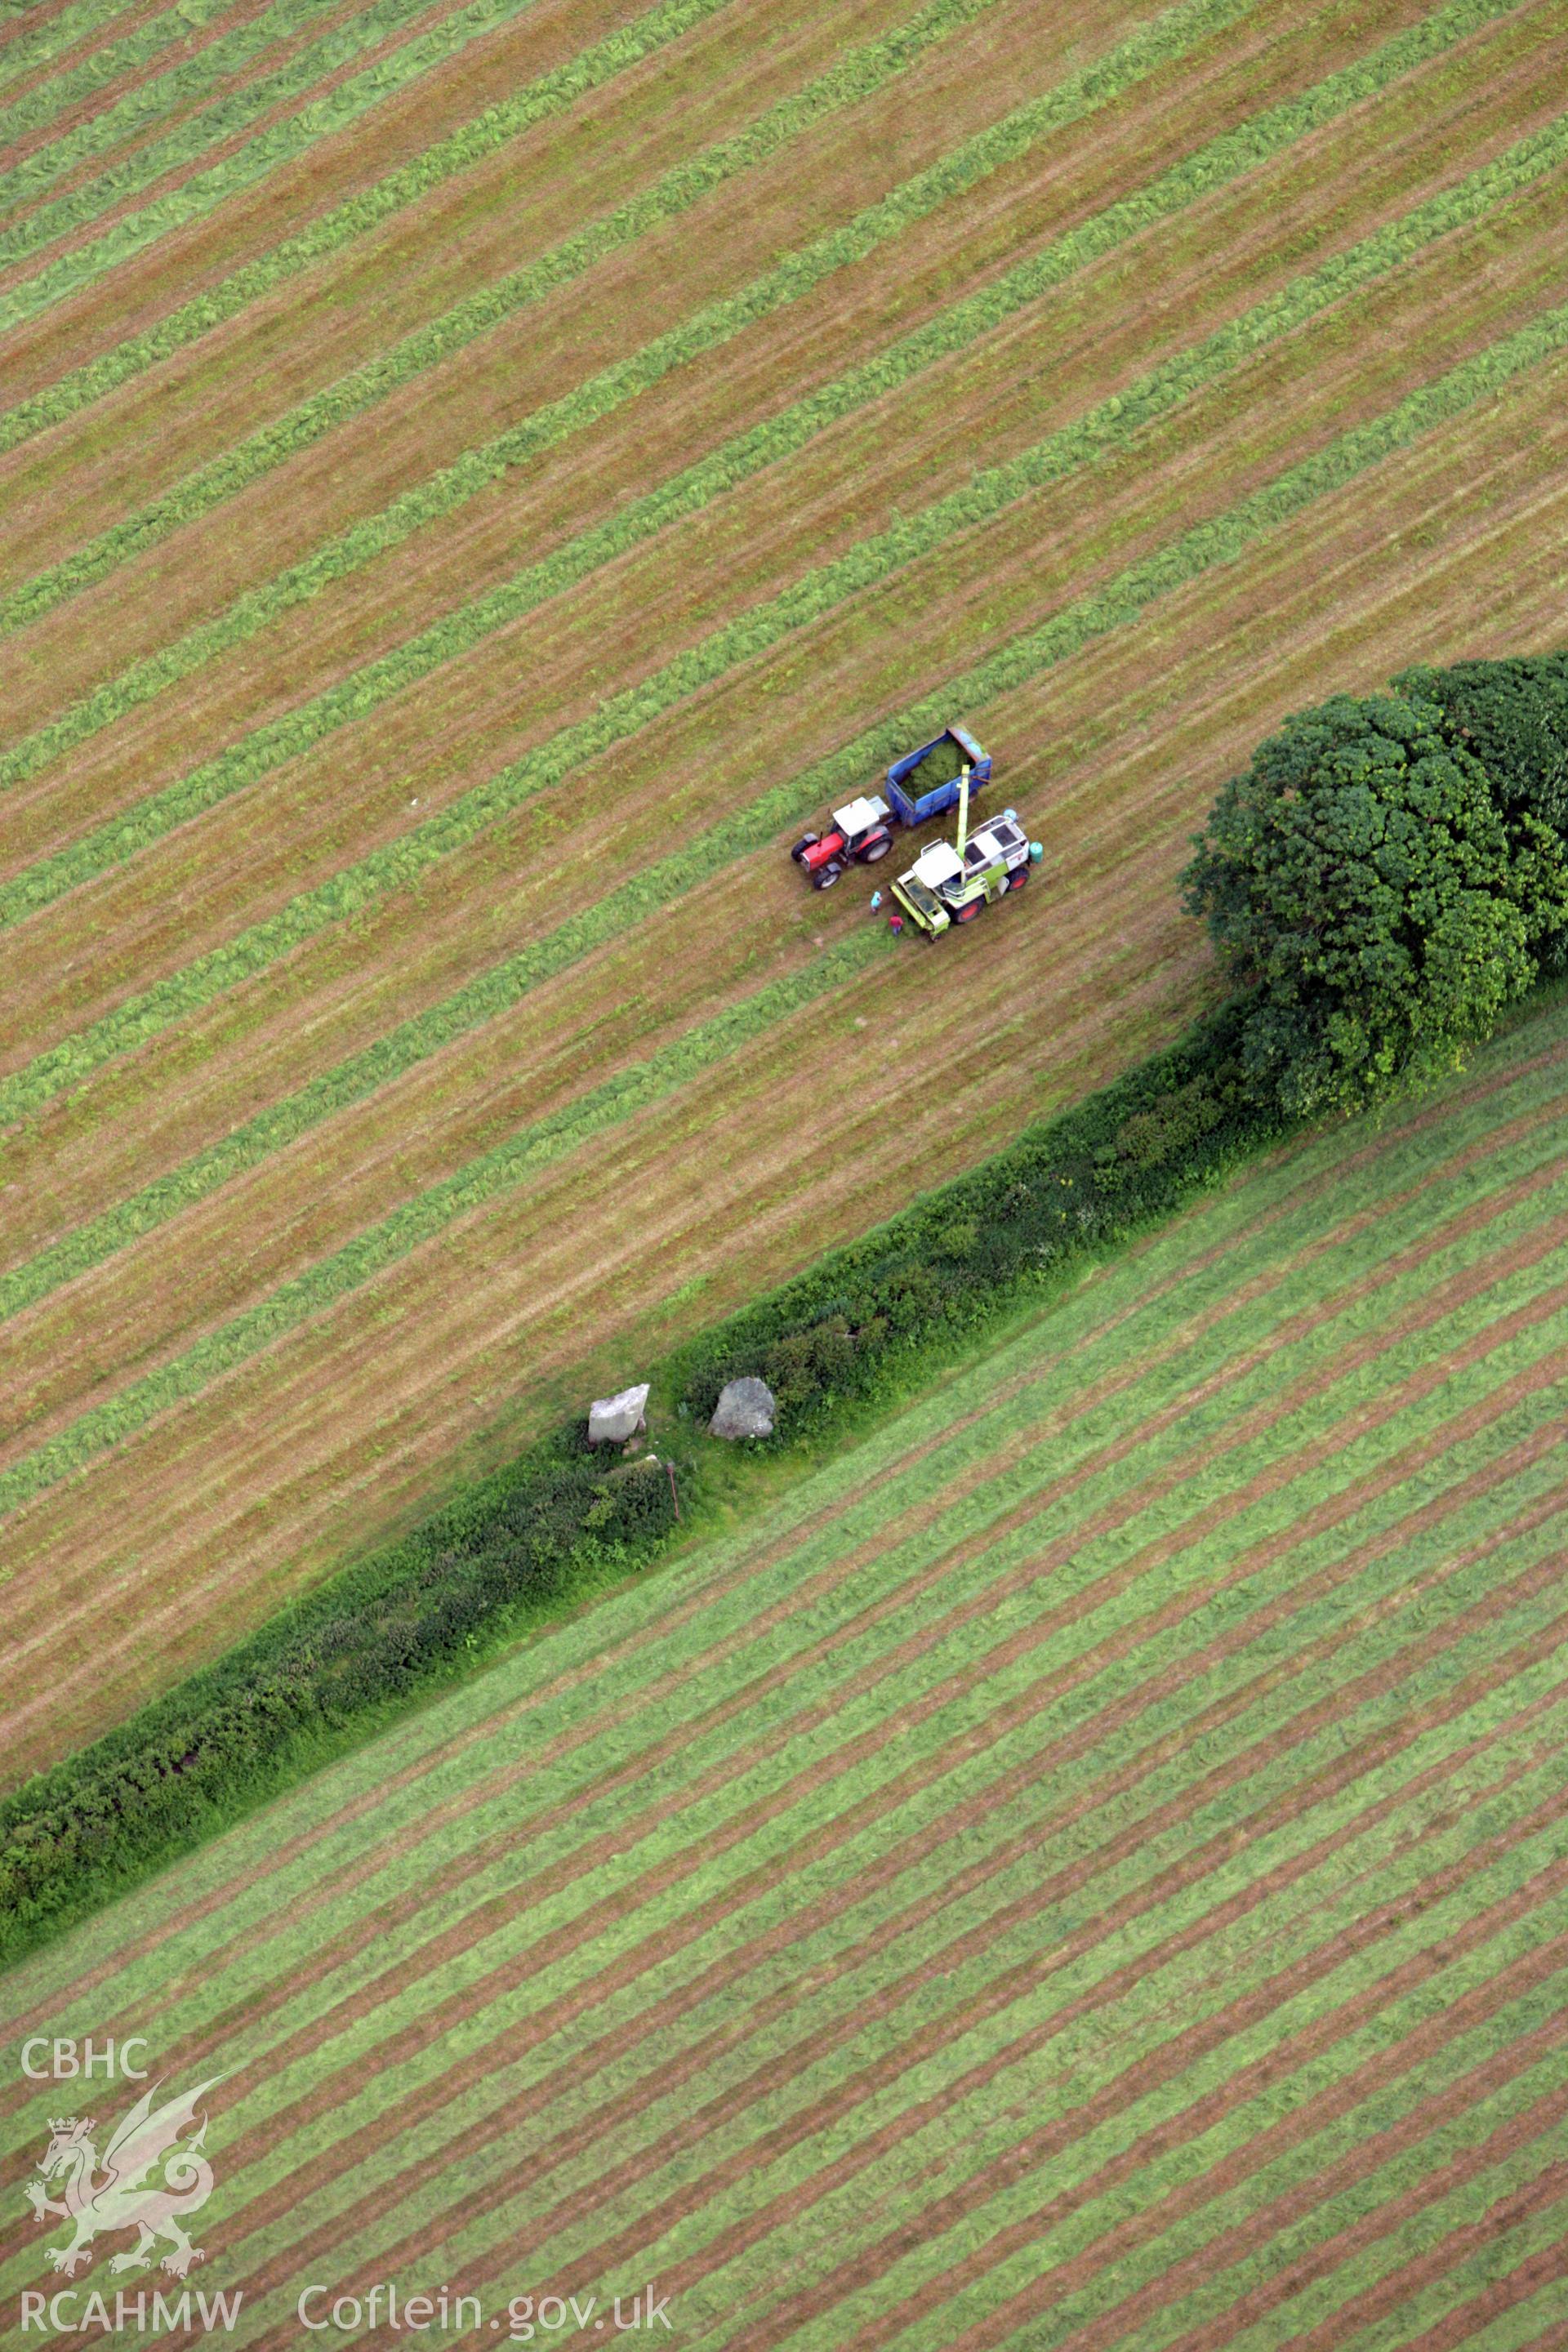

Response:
(0, 0), (154, 96)
(0, 0), (1521, 790)
(6, 273), (1566, 1141)
(7, 0), (1519, 657)
(0, 0), (371, 207)
(0, 929), (883, 1521)
(3, 133), (1564, 1334)
(0, 0), (257, 148)
(8, 0), (1503, 475)
(6, 292), (1562, 1497)
(0, 0), (1011, 532)
(0, 0), (610, 337)
(0, 0), (742, 457)
(11, 107), (1564, 930)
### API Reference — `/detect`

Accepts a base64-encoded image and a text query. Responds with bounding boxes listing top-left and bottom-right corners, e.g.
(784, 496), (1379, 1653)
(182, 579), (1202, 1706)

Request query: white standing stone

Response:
(588, 1382), (649, 1446)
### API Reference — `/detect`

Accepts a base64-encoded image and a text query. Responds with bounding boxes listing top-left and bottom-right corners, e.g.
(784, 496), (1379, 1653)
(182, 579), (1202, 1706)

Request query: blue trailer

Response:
(884, 724), (992, 827)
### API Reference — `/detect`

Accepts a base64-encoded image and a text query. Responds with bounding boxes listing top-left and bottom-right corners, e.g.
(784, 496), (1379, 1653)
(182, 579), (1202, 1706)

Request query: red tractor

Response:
(789, 795), (896, 890)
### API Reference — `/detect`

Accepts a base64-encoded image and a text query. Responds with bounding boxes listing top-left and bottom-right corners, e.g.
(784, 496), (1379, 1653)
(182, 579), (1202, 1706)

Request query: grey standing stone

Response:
(709, 1376), (777, 1440)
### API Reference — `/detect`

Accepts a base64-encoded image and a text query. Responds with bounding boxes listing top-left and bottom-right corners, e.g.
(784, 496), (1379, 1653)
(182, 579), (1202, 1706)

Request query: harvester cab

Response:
(890, 769), (1041, 936)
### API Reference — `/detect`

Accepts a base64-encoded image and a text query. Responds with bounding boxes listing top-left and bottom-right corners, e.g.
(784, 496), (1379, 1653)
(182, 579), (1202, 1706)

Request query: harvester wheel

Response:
(813, 862), (844, 890)
(1007, 868), (1028, 890)
(955, 899), (983, 923)
(790, 833), (820, 865)
(860, 835), (892, 863)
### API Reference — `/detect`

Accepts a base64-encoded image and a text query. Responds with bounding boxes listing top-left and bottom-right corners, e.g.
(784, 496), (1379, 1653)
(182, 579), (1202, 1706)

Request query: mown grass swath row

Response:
(0, 0), (1521, 784)
(0, 930), (886, 1521)
(20, 1019), (1567, 1984)
(6, 284), (1566, 1144)
(217, 1514), (1568, 2323)
(9, 111), (1564, 933)
(0, 0), (744, 457)
(0, 0), (380, 208)
(552, 1696), (1568, 2322)
(0, 0), (163, 97)
(502, 1754), (1568, 2341)
(0, 0), (1199, 628)
(116, 1524), (1568, 2332)
(15, 1020), (1561, 1994)
(0, 0), (598, 336)
(0, 0), (258, 147)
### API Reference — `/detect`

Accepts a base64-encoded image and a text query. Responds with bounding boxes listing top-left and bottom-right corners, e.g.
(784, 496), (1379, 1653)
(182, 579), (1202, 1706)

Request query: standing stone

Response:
(709, 1376), (777, 1440)
(588, 1383), (649, 1446)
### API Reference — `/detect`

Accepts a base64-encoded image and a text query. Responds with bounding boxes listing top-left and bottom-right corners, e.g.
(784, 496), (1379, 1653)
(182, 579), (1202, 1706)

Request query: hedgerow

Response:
(0, 0), (737, 456)
(0, 0), (545, 294)
(0, 998), (1271, 1966)
(0, 934), (883, 1519)
(1, 0), (374, 214)
(674, 1001), (1275, 1432)
(7, 655), (1566, 1961)
(0, 1432), (685, 1962)
(2, 0), (1526, 782)
(14, 102), (1564, 921)
(0, 0), (1013, 621)
(8, 284), (1566, 1129)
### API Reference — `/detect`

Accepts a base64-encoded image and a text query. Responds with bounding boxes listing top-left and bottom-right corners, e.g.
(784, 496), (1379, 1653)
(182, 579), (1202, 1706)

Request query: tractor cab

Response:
(790, 793), (894, 888)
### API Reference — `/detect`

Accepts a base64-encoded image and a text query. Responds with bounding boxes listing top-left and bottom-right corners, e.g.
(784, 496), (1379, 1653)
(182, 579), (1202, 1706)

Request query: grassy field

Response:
(4, 993), (1567, 2344)
(6, 0), (1568, 1775)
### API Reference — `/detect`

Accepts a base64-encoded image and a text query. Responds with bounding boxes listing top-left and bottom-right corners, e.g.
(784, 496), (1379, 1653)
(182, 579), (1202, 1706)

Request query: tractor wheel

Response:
(860, 835), (892, 863)
(790, 832), (820, 865)
(955, 898), (983, 923)
(813, 861), (844, 890)
(1007, 867), (1029, 890)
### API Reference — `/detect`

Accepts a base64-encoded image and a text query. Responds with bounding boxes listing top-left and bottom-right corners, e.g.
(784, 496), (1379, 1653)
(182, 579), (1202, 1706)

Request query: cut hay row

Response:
(0, 0), (169, 100)
(1, 0), (1524, 755)
(10, 87), (1565, 926)
(10, 1013), (1561, 2025)
(0, 0), (767, 450)
(4, 373), (1566, 1774)
(3, 1027), (1567, 2343)
(6, 299), (1567, 1464)
(3, 278), (1564, 1132)
(0, 0), (277, 152)
(0, 0), (382, 207)
(2, 1001), (1561, 1976)
(0, 0), (1239, 629)
(10, 932), (1568, 1701)
(1, 148), (1565, 1366)
(0, 0), (643, 336)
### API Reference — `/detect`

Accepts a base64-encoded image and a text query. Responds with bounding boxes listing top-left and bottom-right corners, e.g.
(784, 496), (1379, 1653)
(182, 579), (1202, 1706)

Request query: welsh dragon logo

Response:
(24, 2078), (225, 2279)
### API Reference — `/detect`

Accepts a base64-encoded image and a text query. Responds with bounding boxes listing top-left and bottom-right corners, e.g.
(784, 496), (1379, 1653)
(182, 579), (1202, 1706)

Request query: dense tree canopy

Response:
(1183, 689), (1568, 1120)
(1392, 654), (1568, 834)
